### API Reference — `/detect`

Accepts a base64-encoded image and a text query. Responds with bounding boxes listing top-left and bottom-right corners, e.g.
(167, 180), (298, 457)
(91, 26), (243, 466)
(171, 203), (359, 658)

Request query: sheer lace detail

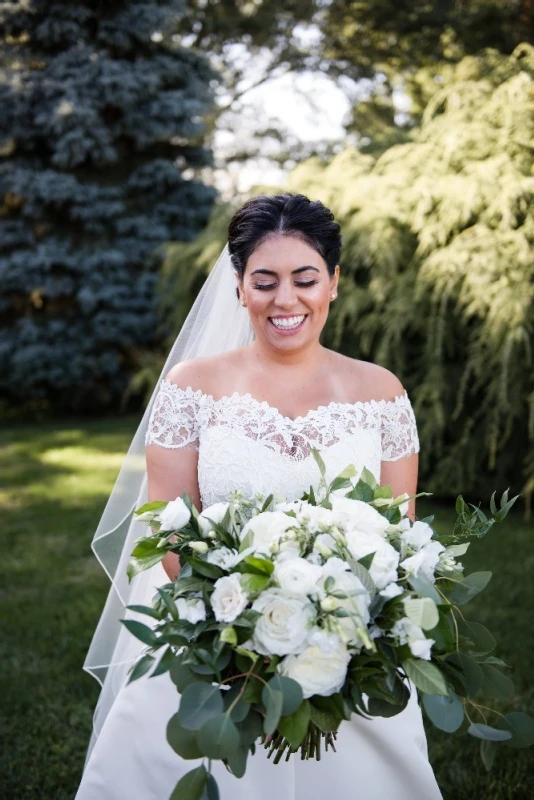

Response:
(145, 383), (200, 450)
(145, 379), (419, 462)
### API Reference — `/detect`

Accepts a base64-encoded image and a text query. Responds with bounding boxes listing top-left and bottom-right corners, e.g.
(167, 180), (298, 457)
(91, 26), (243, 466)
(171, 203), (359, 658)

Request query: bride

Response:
(76, 193), (443, 799)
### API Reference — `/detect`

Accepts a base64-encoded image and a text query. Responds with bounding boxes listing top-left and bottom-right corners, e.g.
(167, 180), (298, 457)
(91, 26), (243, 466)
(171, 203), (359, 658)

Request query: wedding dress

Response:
(76, 381), (443, 800)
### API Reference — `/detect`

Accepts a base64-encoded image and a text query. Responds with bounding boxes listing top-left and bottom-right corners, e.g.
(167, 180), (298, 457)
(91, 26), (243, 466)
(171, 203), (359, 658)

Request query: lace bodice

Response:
(145, 380), (420, 508)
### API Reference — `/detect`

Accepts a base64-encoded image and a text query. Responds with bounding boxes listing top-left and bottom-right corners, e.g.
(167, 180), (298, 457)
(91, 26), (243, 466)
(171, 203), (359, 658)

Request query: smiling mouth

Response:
(269, 314), (308, 331)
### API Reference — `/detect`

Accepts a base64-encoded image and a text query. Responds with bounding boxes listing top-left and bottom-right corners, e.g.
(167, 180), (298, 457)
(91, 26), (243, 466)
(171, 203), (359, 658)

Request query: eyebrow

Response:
(250, 266), (320, 276)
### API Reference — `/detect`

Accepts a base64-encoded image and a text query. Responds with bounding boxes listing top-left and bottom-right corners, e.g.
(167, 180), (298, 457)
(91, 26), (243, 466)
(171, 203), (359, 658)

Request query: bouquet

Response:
(123, 449), (533, 800)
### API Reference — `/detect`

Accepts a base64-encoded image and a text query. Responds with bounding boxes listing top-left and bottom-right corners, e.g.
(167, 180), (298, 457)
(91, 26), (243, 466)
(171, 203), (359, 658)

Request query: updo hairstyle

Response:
(228, 193), (342, 299)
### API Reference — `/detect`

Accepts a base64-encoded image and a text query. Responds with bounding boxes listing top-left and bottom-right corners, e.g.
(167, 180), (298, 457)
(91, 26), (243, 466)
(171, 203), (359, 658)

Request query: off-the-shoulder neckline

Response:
(160, 378), (410, 425)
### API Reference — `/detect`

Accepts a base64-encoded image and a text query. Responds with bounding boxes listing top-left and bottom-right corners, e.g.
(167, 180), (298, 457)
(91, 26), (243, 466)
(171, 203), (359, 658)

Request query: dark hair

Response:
(228, 193), (342, 299)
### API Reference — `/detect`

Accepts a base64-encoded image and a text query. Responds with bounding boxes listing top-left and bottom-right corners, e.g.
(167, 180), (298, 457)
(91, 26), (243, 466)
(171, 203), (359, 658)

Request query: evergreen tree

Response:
(0, 1), (217, 412)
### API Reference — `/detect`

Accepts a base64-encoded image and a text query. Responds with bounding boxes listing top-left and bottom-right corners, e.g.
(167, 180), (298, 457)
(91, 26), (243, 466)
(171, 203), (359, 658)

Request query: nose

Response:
(273, 280), (299, 309)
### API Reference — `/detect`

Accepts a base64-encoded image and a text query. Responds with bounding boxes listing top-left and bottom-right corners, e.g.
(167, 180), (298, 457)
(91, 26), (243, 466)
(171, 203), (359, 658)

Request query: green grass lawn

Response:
(0, 418), (532, 799)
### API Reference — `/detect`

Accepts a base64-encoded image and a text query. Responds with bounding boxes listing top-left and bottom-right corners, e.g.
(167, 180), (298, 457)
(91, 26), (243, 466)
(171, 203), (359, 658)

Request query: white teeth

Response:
(270, 315), (306, 329)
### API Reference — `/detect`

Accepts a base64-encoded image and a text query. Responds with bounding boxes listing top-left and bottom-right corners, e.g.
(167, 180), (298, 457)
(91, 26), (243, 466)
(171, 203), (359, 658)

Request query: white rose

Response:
(307, 628), (344, 654)
(329, 496), (390, 537)
(401, 520), (434, 551)
(278, 642), (350, 698)
(400, 540), (445, 583)
(379, 582), (404, 600)
(274, 557), (323, 597)
(206, 546), (243, 571)
(345, 530), (400, 590)
(211, 573), (248, 622)
(251, 589), (316, 656)
(198, 502), (230, 536)
(240, 512), (295, 555)
(321, 556), (351, 576)
(158, 497), (191, 532)
(175, 597), (206, 624)
(391, 617), (434, 661)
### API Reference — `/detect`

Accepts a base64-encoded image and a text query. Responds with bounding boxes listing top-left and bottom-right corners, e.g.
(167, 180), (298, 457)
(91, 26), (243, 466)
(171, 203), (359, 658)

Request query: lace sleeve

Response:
(145, 381), (201, 450)
(380, 392), (420, 461)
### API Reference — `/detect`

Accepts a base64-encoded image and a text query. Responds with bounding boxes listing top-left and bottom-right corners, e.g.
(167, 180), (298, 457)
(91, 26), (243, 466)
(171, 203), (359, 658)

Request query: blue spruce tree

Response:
(0, 1), (217, 412)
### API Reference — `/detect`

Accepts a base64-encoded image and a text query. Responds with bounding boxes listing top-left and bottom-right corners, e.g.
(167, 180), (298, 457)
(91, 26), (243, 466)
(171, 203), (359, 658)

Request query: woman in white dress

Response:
(76, 194), (442, 799)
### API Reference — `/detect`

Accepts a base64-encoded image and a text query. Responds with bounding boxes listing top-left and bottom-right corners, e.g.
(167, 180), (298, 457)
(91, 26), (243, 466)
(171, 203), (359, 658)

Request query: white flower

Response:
(345, 530), (400, 590)
(312, 533), (337, 559)
(158, 497), (191, 532)
(319, 567), (371, 647)
(401, 521), (434, 551)
(211, 573), (249, 623)
(296, 504), (335, 533)
(206, 546), (243, 571)
(278, 642), (350, 698)
(240, 512), (295, 555)
(400, 540), (445, 583)
(307, 628), (344, 654)
(329, 496), (390, 537)
(379, 582), (404, 600)
(175, 597), (206, 624)
(197, 502), (230, 536)
(188, 541), (208, 554)
(274, 557), (323, 596)
(274, 499), (303, 514)
(396, 493), (410, 516)
(391, 617), (434, 661)
(251, 589), (316, 656)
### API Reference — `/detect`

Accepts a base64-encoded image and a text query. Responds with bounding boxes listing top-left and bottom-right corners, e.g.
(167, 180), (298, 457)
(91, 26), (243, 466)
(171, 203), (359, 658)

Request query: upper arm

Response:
(376, 368), (420, 522)
(145, 362), (205, 577)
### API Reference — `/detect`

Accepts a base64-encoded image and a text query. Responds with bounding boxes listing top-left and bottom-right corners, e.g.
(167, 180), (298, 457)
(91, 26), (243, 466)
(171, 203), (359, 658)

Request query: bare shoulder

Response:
(328, 351), (406, 403)
(164, 350), (241, 394)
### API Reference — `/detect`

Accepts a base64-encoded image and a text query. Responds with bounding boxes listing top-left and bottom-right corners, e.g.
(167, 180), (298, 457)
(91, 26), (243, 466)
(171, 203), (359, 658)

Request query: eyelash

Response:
(253, 280), (317, 291)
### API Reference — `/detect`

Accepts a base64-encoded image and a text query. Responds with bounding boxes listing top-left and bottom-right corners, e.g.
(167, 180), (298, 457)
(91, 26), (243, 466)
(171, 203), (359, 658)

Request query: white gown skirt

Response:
(77, 565), (443, 800)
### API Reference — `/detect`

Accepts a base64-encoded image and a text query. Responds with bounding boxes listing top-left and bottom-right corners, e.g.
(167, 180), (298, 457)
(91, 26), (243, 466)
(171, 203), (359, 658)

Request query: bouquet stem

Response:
(264, 725), (337, 763)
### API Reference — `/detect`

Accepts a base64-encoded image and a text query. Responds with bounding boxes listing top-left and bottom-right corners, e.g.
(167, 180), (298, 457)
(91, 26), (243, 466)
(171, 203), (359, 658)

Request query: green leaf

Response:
(239, 573), (270, 593)
(237, 710), (263, 746)
(204, 774), (220, 800)
(422, 692), (464, 732)
(449, 572), (492, 605)
(309, 699), (342, 733)
(127, 553), (165, 581)
(223, 683), (251, 723)
(502, 712), (534, 748)
(242, 555), (274, 575)
(169, 765), (208, 800)
(262, 686), (283, 735)
(125, 604), (161, 620)
(457, 619), (496, 655)
(311, 446), (326, 477)
(120, 619), (158, 647)
(151, 647), (176, 678)
(127, 654), (155, 683)
(220, 626), (238, 646)
(178, 683), (224, 731)
(407, 573), (442, 606)
(157, 587), (179, 620)
(468, 723), (512, 742)
(480, 739), (497, 771)
(131, 537), (162, 557)
(403, 597), (439, 631)
(444, 653), (484, 696)
(224, 744), (249, 778)
(263, 675), (303, 717)
(197, 713), (240, 759)
(328, 476), (353, 493)
(360, 467), (378, 488)
(135, 500), (168, 515)
(455, 495), (467, 515)
(186, 557), (224, 580)
(278, 699), (311, 748)
(348, 480), (374, 503)
(358, 552), (375, 570)
(428, 609), (455, 652)
(480, 664), (514, 700)
(402, 659), (448, 696)
(167, 713), (204, 759)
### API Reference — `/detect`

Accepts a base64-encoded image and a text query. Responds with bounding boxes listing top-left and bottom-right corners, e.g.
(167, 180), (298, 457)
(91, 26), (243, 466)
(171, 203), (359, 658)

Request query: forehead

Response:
(245, 234), (327, 275)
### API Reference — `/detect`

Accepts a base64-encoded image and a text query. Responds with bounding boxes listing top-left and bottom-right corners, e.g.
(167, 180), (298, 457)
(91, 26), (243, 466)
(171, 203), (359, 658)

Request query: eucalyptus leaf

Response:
(468, 723), (512, 742)
(169, 766), (208, 800)
(449, 572), (492, 605)
(197, 713), (240, 759)
(422, 691), (464, 732)
(403, 597), (439, 631)
(263, 687), (284, 736)
(178, 683), (224, 731)
(224, 744), (249, 779)
(502, 712), (534, 748)
(263, 675), (303, 716)
(204, 774), (221, 800)
(278, 699), (311, 748)
(167, 713), (203, 759)
(480, 739), (497, 771)
(402, 659), (448, 696)
(444, 653), (484, 696)
(407, 573), (442, 606)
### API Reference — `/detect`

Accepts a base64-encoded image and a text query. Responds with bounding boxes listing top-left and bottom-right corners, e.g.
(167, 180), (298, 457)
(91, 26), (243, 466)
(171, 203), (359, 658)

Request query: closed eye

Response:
(253, 280), (317, 290)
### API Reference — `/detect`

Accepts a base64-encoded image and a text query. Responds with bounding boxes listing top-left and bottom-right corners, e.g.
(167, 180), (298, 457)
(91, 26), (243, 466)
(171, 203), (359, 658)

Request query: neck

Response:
(246, 338), (330, 374)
